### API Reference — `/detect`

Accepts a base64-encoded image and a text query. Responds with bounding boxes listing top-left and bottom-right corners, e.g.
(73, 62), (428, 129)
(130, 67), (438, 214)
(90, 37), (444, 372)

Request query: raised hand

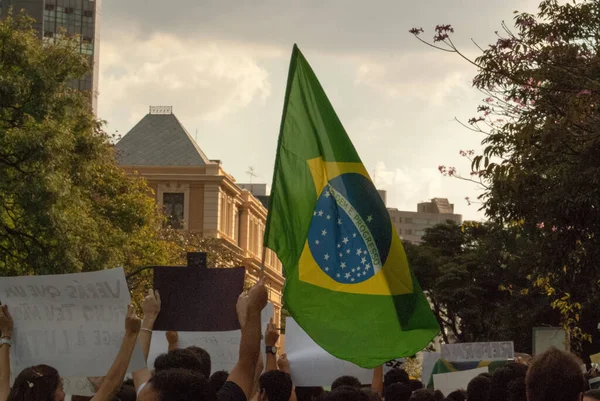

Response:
(277, 353), (290, 374)
(0, 306), (13, 338)
(247, 276), (268, 313)
(125, 305), (141, 335)
(142, 289), (161, 320)
(265, 318), (279, 347)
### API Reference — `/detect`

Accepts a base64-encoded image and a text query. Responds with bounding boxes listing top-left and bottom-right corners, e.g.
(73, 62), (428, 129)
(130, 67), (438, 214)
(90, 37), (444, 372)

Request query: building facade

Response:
(2, 0), (100, 113)
(388, 198), (462, 244)
(115, 106), (284, 321)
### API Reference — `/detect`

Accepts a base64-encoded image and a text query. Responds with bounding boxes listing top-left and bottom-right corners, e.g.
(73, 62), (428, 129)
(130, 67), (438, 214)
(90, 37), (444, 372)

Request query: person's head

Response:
(385, 369), (411, 396)
(584, 389), (600, 401)
(445, 390), (466, 401)
(115, 384), (137, 401)
(409, 380), (423, 392)
(526, 347), (586, 401)
(259, 370), (293, 401)
(325, 386), (369, 401)
(295, 387), (325, 401)
(186, 346), (212, 378)
(153, 349), (206, 375)
(489, 362), (528, 401)
(208, 370), (229, 394)
(8, 365), (64, 401)
(385, 383), (412, 401)
(467, 374), (491, 401)
(362, 388), (382, 401)
(433, 390), (445, 401)
(507, 377), (526, 401)
(138, 369), (214, 401)
(409, 389), (436, 401)
(331, 376), (362, 391)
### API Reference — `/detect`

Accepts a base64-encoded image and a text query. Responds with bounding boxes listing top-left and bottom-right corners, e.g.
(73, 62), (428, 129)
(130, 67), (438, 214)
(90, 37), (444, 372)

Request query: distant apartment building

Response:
(1, 0), (100, 113)
(237, 183), (269, 209)
(388, 198), (462, 244)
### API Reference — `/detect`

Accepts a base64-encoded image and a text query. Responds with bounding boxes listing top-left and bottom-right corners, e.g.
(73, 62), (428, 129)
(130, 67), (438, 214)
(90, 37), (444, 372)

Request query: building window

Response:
(65, 7), (74, 13)
(405, 218), (413, 224)
(406, 229), (413, 235)
(45, 3), (55, 10)
(163, 193), (185, 229)
(83, 10), (94, 17)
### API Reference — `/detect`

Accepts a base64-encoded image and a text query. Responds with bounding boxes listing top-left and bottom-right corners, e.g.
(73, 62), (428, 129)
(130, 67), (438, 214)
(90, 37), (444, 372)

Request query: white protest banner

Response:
(148, 303), (274, 373)
(421, 352), (441, 385)
(285, 318), (373, 386)
(0, 267), (145, 378)
(433, 367), (488, 396)
(441, 342), (514, 362)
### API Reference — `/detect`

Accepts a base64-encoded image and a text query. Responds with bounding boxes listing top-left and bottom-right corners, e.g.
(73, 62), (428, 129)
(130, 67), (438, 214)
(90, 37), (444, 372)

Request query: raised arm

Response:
(132, 289), (160, 392)
(228, 276), (268, 399)
(91, 305), (141, 401)
(166, 331), (179, 352)
(371, 365), (383, 396)
(277, 354), (298, 401)
(264, 318), (279, 372)
(0, 306), (13, 401)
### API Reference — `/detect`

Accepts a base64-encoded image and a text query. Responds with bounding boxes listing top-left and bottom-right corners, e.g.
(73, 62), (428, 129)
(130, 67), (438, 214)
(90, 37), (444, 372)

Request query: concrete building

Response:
(115, 106), (284, 320)
(388, 198), (462, 244)
(1, 0), (101, 113)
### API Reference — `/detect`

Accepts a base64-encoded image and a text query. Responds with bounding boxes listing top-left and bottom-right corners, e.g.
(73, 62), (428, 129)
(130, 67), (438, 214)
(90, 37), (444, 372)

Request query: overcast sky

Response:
(98, 0), (541, 221)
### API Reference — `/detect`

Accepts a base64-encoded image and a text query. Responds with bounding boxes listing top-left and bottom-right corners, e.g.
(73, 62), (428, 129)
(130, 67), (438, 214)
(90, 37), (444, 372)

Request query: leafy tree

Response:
(0, 13), (161, 275)
(411, 0), (600, 353)
(407, 221), (556, 353)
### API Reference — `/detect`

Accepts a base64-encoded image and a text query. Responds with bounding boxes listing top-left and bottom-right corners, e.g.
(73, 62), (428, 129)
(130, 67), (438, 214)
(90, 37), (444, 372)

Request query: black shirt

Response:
(217, 381), (247, 401)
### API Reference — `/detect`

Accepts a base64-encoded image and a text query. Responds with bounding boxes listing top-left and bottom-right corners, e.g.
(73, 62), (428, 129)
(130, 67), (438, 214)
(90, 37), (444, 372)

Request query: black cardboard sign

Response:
(153, 266), (245, 331)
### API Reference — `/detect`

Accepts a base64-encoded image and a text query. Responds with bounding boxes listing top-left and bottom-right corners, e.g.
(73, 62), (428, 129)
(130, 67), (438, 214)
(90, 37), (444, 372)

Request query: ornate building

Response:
(115, 106), (284, 321)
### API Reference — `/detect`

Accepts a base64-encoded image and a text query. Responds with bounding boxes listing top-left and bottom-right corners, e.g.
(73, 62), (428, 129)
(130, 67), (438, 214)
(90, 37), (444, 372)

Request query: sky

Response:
(98, 0), (542, 222)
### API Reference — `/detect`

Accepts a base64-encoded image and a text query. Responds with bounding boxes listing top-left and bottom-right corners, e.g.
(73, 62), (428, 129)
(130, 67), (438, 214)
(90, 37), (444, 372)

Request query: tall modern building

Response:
(1, 0), (101, 113)
(388, 198), (463, 244)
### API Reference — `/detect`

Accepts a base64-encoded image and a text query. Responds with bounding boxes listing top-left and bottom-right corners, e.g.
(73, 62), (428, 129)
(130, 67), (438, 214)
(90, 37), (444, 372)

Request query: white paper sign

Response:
(421, 352), (441, 385)
(433, 367), (488, 396)
(0, 268), (145, 378)
(285, 318), (373, 386)
(148, 303), (274, 374)
(441, 342), (514, 362)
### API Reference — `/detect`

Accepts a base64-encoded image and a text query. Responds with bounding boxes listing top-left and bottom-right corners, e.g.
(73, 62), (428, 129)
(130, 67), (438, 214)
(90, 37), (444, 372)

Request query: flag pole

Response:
(260, 246), (267, 277)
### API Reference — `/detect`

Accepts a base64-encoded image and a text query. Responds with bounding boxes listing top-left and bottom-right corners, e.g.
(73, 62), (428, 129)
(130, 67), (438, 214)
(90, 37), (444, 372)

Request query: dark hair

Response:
(325, 386), (369, 401)
(507, 377), (526, 401)
(186, 346), (212, 378)
(208, 370), (229, 394)
(385, 383), (412, 401)
(409, 389), (436, 401)
(409, 380), (423, 392)
(147, 368), (214, 401)
(446, 390), (466, 401)
(259, 371), (293, 401)
(331, 376), (362, 390)
(526, 348), (586, 401)
(433, 390), (445, 401)
(489, 363), (528, 401)
(385, 368), (411, 395)
(295, 387), (325, 401)
(8, 365), (62, 401)
(585, 389), (600, 400)
(467, 375), (491, 401)
(361, 388), (382, 401)
(154, 349), (206, 374)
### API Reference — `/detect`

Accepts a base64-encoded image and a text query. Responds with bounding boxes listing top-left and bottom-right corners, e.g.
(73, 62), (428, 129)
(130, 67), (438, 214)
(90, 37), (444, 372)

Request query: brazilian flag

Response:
(264, 45), (440, 368)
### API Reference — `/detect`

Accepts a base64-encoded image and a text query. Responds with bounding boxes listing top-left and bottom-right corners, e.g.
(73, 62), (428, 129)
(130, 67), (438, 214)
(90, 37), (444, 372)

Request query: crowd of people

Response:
(0, 277), (599, 401)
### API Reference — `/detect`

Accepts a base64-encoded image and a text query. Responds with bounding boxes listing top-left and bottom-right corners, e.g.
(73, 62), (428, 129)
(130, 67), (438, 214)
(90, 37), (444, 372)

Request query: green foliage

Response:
(412, 0), (600, 354)
(407, 221), (557, 353)
(0, 13), (161, 275)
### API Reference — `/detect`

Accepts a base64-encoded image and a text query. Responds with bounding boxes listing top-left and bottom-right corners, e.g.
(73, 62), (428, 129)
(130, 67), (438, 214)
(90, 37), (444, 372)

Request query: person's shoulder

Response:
(217, 381), (247, 401)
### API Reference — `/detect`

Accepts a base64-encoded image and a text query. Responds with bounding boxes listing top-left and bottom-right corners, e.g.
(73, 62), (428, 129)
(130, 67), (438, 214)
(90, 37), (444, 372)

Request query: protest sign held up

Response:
(0, 267), (145, 377)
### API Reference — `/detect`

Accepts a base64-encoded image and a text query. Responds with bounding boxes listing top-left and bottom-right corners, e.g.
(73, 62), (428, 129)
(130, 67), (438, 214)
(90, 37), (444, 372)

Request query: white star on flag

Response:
(346, 249), (351, 254)
(365, 264), (371, 270)
(341, 262), (346, 269)
(313, 211), (317, 216)
(351, 278), (355, 282)
(315, 240), (320, 245)
(336, 273), (341, 278)
(318, 210), (324, 216)
(356, 266), (361, 271)
(338, 253), (343, 258)
(337, 244), (341, 248)
(324, 254), (330, 261)
(326, 215), (331, 220)
(352, 233), (357, 238)
(367, 215), (373, 223)
(321, 229), (327, 236)
(361, 257), (367, 264)
(345, 273), (351, 279)
(337, 218), (342, 225)
(342, 237), (349, 244)
(356, 248), (362, 255)
(352, 268), (356, 273)
(325, 191), (331, 198)
(325, 267), (329, 271)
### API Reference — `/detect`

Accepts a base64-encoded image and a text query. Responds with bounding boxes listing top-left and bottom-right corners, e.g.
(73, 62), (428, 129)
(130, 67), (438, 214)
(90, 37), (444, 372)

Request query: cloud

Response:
(98, 35), (275, 127)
